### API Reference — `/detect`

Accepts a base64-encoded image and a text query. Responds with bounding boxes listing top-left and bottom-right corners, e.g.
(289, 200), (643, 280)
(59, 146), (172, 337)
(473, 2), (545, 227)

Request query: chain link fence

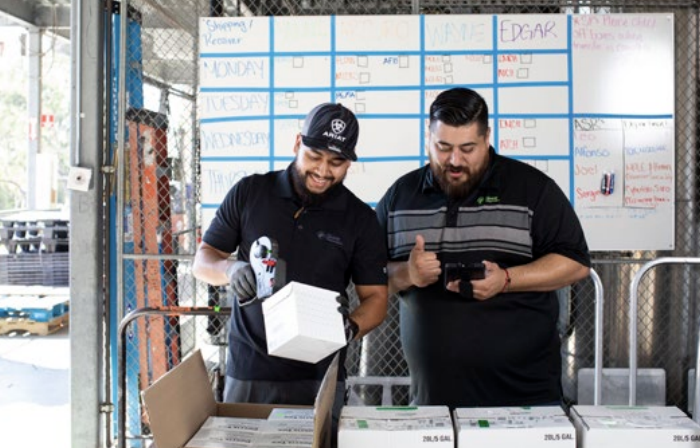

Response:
(113, 1), (699, 446)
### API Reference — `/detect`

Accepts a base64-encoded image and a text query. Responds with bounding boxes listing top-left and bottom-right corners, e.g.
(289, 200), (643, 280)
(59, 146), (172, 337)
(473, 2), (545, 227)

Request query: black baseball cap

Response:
(301, 103), (359, 161)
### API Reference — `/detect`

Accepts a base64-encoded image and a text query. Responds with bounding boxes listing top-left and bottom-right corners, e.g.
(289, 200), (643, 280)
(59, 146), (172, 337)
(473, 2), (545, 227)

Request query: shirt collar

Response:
(275, 163), (349, 211)
(275, 164), (296, 199)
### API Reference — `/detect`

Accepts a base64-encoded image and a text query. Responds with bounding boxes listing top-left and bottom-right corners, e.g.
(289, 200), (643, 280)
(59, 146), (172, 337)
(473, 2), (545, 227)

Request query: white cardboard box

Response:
(570, 405), (700, 448)
(453, 406), (575, 448)
(262, 281), (346, 364)
(338, 406), (454, 448)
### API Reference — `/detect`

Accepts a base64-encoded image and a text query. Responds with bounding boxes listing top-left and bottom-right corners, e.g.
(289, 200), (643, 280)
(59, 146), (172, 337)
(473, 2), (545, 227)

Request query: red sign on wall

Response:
(41, 114), (55, 128)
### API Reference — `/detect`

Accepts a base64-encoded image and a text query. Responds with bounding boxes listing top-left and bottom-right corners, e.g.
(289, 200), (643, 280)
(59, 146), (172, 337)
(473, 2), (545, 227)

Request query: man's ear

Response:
(293, 133), (302, 155)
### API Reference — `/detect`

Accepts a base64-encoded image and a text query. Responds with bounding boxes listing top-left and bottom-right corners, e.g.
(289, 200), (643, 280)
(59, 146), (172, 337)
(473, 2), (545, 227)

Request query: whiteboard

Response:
(198, 13), (675, 251)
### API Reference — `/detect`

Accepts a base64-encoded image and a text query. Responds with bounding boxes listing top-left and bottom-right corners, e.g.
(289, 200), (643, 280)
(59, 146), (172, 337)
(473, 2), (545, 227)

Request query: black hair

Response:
(429, 87), (489, 136)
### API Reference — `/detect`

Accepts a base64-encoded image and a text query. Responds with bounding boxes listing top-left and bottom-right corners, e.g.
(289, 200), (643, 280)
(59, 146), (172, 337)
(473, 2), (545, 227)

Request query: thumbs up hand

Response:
(408, 235), (441, 288)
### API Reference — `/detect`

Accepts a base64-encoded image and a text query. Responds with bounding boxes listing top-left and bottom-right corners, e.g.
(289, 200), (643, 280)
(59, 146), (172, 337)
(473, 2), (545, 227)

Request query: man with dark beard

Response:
(375, 87), (590, 408)
(192, 103), (388, 433)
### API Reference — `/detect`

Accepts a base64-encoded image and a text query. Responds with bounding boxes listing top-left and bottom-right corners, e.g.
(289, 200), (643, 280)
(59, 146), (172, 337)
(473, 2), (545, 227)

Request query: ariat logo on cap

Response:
(331, 119), (346, 134)
(322, 119), (348, 142)
(322, 130), (347, 142)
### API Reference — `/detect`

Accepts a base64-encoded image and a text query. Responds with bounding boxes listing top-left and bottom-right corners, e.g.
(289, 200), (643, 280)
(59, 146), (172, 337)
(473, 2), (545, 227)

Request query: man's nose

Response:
(316, 159), (331, 176)
(449, 150), (463, 166)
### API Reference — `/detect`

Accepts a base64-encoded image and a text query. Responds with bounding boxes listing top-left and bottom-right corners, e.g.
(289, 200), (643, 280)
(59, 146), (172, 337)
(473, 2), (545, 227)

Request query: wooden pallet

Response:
(0, 312), (69, 336)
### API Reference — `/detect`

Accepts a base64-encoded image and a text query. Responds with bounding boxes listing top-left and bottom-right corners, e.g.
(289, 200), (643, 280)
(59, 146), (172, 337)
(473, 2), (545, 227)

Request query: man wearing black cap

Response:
(192, 103), (388, 429)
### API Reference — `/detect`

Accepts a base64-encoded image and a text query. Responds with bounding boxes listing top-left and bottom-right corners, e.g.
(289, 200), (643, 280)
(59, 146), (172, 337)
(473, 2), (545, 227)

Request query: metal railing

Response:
(116, 306), (231, 448)
(589, 268), (605, 406)
(628, 257), (700, 407)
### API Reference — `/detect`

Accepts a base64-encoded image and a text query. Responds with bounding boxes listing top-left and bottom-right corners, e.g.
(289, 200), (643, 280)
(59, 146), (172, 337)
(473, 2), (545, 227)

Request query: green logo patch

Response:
(477, 196), (499, 205)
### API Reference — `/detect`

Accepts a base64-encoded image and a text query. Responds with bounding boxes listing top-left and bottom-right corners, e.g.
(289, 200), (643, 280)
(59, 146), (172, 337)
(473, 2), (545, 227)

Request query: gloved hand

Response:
(336, 295), (359, 343)
(226, 261), (257, 306)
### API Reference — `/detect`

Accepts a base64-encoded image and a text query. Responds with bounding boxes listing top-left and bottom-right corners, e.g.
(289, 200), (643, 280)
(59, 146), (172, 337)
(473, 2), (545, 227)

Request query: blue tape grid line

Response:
(492, 15), (500, 156)
(268, 16), (275, 172)
(200, 111), (648, 125)
(201, 84), (495, 94)
(200, 15), (673, 175)
(330, 15), (337, 103)
(567, 15), (575, 205)
(419, 15), (426, 165)
(200, 49), (569, 58)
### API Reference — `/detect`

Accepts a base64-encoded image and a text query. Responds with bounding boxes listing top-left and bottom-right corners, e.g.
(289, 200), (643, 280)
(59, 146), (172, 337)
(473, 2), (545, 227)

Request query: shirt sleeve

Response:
(350, 207), (388, 286)
(375, 189), (390, 238)
(201, 178), (248, 255)
(531, 179), (591, 267)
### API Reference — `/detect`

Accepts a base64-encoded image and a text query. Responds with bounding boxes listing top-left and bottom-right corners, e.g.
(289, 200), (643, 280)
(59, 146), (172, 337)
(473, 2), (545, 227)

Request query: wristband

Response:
(501, 268), (511, 293)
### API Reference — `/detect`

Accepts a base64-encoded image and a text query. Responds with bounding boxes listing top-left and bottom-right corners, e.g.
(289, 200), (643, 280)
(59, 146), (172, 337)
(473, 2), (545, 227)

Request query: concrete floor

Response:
(0, 327), (70, 447)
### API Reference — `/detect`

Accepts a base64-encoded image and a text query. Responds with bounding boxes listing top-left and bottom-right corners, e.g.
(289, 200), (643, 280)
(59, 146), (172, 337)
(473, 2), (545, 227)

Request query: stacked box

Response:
(338, 406), (453, 448)
(453, 406), (575, 448)
(570, 405), (700, 448)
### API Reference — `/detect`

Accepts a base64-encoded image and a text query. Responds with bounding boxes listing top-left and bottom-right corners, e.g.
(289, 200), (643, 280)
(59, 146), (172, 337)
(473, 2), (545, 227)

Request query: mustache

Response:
(443, 164), (468, 174)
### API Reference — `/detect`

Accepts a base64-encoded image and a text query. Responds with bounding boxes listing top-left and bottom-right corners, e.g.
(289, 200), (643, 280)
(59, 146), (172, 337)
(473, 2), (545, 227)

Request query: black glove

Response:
(226, 261), (257, 306)
(336, 295), (359, 343)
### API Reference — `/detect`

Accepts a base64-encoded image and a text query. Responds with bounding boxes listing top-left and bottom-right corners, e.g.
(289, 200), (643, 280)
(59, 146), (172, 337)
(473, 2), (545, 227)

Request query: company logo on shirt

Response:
(477, 195), (500, 205)
(317, 231), (343, 247)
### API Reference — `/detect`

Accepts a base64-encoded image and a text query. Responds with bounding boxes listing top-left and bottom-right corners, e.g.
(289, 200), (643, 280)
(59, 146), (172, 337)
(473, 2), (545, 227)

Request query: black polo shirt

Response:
(376, 148), (590, 407)
(204, 164), (387, 381)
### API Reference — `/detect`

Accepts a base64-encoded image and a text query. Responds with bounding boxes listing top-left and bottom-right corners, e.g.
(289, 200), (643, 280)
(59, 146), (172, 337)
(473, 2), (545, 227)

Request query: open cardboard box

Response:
(142, 349), (338, 448)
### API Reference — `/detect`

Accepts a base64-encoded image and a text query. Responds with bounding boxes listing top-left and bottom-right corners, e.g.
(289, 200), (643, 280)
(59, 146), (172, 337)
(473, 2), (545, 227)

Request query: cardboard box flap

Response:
(313, 352), (339, 448)
(341, 405), (451, 419)
(572, 405), (688, 418)
(141, 349), (217, 448)
(454, 406), (565, 419)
